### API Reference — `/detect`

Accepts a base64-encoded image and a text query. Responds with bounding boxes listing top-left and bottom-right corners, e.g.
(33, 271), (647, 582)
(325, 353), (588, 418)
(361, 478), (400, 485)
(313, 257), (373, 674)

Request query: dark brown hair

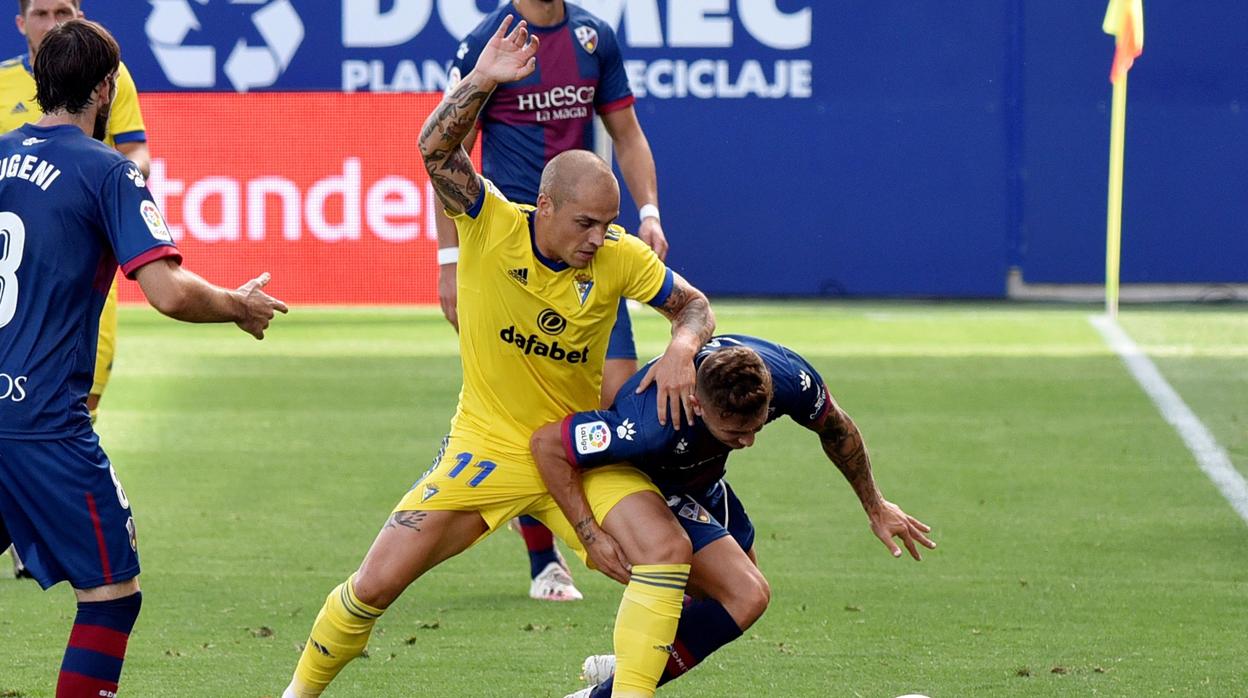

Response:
(697, 347), (773, 418)
(33, 18), (118, 115)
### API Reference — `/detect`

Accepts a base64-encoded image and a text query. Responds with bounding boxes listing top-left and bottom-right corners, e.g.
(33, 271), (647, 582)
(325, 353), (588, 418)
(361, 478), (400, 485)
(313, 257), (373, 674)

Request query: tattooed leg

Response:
(351, 509), (489, 609)
(384, 510), (429, 532)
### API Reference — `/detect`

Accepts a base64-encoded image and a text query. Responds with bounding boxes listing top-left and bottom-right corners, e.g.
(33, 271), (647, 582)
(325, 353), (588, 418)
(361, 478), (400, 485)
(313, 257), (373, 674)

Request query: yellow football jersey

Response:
(449, 179), (672, 464)
(0, 56), (147, 148)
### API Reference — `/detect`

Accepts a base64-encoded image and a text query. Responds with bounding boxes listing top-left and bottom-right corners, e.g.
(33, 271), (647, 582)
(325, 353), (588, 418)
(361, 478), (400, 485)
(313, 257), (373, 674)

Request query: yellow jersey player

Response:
(2, 0), (150, 579)
(284, 17), (716, 698)
(437, 0), (672, 603)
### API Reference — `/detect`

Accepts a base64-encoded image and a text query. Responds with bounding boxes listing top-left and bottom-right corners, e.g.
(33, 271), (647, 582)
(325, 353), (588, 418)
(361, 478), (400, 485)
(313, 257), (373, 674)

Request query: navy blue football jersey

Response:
(450, 3), (634, 204)
(0, 123), (180, 438)
(562, 335), (832, 492)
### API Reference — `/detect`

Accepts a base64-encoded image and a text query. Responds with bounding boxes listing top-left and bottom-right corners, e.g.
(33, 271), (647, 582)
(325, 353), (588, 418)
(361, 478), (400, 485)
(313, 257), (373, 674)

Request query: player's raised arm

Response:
(418, 16), (539, 214)
(806, 396), (936, 560)
(636, 273), (715, 430)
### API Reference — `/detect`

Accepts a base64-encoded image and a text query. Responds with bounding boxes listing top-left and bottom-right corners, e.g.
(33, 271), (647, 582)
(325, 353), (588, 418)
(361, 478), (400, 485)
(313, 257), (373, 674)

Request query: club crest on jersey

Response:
(574, 272), (594, 306)
(575, 421), (611, 454)
(575, 26), (598, 54)
(678, 501), (712, 524)
(126, 516), (137, 552)
(140, 200), (172, 242)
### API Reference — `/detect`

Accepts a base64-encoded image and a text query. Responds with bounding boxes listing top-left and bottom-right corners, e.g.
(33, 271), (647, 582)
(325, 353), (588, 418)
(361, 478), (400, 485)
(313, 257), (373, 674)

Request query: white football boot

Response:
(529, 560), (584, 601)
(580, 654), (616, 686)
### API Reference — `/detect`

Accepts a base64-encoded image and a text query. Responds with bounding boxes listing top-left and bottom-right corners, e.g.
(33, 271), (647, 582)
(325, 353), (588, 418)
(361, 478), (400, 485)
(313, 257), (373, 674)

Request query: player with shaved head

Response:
(435, 0), (669, 602)
(285, 17), (715, 698)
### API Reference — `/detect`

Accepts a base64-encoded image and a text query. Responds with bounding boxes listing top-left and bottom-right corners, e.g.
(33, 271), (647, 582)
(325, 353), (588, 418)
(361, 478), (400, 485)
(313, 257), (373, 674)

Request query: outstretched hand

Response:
(235, 272), (288, 340)
(867, 499), (936, 561)
(474, 15), (540, 85)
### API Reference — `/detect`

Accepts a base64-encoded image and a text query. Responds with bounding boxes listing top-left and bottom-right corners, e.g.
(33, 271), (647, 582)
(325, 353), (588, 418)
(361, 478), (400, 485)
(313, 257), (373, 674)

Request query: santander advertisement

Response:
(119, 92), (459, 304)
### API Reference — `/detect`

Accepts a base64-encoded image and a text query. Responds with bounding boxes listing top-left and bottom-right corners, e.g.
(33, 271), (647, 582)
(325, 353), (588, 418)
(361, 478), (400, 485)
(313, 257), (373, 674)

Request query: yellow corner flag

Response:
(1102, 0), (1144, 318)
(1103, 0), (1145, 83)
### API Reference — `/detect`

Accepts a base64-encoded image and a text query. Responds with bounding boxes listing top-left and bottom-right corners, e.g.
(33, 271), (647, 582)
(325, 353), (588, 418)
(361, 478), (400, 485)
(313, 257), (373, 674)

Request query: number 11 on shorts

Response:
(448, 452), (497, 487)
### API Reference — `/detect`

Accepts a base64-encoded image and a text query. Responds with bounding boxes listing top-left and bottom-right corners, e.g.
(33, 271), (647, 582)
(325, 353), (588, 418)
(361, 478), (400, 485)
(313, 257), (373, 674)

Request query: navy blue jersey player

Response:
(530, 335), (937, 697)
(0, 20), (286, 696)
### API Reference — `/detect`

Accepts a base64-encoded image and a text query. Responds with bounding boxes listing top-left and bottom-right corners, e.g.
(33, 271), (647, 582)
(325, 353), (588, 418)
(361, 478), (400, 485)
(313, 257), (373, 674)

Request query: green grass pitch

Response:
(1, 301), (1246, 696)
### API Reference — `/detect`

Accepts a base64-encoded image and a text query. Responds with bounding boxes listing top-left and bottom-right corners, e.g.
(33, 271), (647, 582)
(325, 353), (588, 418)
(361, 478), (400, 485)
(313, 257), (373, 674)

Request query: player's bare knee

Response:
(741, 573), (771, 627)
(639, 526), (692, 566)
(349, 567), (400, 610)
(722, 572), (770, 630)
(74, 577), (141, 603)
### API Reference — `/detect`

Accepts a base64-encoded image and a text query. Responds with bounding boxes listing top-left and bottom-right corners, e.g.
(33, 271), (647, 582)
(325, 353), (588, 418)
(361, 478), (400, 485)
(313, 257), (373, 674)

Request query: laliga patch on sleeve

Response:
(575, 421), (612, 455)
(140, 200), (172, 242)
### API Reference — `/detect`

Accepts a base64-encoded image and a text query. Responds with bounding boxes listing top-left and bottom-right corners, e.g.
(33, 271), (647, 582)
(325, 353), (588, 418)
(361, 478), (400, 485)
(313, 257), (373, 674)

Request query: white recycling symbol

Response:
(145, 0), (304, 92)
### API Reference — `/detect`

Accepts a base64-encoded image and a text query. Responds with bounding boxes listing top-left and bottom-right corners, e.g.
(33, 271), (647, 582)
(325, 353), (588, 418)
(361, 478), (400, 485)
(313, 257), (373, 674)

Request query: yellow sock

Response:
(288, 576), (383, 697)
(612, 563), (690, 698)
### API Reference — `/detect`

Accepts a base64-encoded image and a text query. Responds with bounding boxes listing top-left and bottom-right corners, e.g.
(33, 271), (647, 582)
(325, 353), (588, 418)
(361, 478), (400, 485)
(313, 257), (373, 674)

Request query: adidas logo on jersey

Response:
(508, 268), (529, 286)
(10, 102), (27, 114)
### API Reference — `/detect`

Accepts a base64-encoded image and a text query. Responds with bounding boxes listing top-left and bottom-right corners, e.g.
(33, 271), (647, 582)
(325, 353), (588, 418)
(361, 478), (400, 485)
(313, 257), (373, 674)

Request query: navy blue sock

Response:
(590, 597), (743, 696)
(518, 515), (560, 578)
(58, 591), (142, 697)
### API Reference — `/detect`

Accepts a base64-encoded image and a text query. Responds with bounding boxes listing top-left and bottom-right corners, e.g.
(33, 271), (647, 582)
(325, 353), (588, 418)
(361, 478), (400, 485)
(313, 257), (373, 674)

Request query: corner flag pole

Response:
(1103, 0), (1144, 318)
(1106, 74), (1128, 318)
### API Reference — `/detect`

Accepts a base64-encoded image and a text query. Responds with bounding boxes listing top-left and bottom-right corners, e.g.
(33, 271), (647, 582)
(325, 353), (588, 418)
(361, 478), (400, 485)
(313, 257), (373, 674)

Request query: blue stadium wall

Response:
(5, 1), (1243, 297)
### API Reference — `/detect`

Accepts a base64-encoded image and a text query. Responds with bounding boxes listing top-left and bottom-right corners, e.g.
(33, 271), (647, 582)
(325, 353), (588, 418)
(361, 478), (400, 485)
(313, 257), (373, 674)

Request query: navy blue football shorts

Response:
(0, 433), (140, 590)
(606, 298), (637, 360)
(667, 479), (755, 554)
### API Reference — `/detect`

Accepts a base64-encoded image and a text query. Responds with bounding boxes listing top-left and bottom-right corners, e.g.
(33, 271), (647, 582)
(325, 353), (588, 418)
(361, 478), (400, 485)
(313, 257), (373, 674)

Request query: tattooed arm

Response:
(418, 81), (489, 214)
(808, 397), (936, 560)
(418, 16), (539, 213)
(636, 273), (715, 429)
(530, 423), (633, 584)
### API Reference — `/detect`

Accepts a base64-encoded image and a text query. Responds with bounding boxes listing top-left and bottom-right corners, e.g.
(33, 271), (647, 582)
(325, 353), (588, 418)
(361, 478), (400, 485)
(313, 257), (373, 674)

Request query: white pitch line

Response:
(1090, 315), (1248, 526)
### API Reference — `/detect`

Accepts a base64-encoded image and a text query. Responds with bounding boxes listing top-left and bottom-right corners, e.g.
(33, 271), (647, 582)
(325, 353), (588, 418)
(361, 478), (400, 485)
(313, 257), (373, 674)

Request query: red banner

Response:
(120, 92), (469, 304)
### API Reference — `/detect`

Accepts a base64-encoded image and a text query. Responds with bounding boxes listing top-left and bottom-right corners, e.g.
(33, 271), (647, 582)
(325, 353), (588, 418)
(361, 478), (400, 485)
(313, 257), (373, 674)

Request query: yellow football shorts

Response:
(394, 436), (659, 566)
